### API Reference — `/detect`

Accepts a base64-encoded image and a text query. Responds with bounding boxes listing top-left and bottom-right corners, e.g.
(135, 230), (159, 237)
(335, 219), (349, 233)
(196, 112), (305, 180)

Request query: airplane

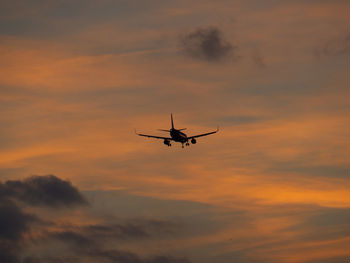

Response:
(135, 114), (219, 148)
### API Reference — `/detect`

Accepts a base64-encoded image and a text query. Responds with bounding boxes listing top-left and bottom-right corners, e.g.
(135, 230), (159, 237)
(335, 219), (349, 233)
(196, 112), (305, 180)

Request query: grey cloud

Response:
(89, 249), (189, 263)
(85, 219), (178, 239)
(0, 200), (35, 242)
(0, 0), (174, 38)
(2, 175), (88, 207)
(23, 256), (80, 263)
(1, 176), (190, 263)
(0, 175), (87, 263)
(89, 249), (141, 263)
(0, 241), (19, 263)
(85, 223), (148, 239)
(180, 27), (237, 62)
(315, 33), (350, 57)
(46, 224), (146, 248)
(47, 219), (180, 248)
(0, 199), (37, 263)
(148, 256), (189, 263)
(218, 115), (265, 125)
(51, 231), (92, 247)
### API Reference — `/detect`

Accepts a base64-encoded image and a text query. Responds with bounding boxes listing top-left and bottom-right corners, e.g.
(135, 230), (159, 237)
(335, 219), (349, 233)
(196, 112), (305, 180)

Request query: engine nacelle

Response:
(164, 139), (171, 146)
(191, 138), (197, 144)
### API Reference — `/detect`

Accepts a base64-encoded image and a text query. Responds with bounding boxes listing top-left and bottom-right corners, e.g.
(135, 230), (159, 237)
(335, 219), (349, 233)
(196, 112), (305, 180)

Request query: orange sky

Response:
(1, 1), (350, 262)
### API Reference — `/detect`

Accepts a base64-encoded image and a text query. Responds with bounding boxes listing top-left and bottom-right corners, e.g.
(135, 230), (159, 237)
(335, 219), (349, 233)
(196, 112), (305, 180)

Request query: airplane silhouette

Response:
(135, 114), (219, 148)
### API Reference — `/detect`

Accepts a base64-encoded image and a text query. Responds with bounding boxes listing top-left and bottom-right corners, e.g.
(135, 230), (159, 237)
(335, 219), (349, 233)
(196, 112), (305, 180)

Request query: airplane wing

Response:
(187, 127), (219, 139)
(135, 130), (173, 140)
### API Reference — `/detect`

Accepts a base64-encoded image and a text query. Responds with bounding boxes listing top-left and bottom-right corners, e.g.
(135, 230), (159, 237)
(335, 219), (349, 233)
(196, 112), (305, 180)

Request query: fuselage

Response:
(170, 129), (187, 143)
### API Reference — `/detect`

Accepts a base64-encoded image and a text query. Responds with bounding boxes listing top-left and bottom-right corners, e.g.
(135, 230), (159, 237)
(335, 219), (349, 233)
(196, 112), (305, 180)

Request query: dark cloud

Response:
(148, 256), (190, 263)
(315, 33), (350, 57)
(51, 231), (92, 247)
(89, 249), (189, 263)
(0, 176), (190, 263)
(0, 199), (37, 263)
(40, 219), (188, 263)
(46, 219), (179, 248)
(89, 249), (141, 263)
(0, 241), (19, 263)
(0, 200), (35, 242)
(1, 175), (88, 207)
(84, 219), (178, 239)
(85, 223), (148, 239)
(0, 175), (87, 263)
(180, 27), (237, 62)
(23, 256), (79, 263)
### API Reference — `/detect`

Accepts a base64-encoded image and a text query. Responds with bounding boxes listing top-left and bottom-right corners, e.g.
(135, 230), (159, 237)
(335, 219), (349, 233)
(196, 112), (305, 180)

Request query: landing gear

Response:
(182, 142), (190, 148)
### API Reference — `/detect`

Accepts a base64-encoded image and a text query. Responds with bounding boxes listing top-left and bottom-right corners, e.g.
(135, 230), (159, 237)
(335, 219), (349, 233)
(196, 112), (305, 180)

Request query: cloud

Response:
(0, 175), (190, 263)
(180, 27), (237, 62)
(85, 219), (178, 239)
(51, 230), (92, 247)
(1, 175), (88, 207)
(23, 256), (79, 263)
(47, 218), (179, 246)
(88, 249), (190, 263)
(0, 175), (87, 263)
(315, 32), (350, 57)
(0, 200), (36, 241)
(40, 222), (189, 263)
(0, 199), (37, 263)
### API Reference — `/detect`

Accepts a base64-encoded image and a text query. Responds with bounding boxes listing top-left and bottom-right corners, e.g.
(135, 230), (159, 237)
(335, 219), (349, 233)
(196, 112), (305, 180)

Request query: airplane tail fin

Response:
(171, 113), (174, 129)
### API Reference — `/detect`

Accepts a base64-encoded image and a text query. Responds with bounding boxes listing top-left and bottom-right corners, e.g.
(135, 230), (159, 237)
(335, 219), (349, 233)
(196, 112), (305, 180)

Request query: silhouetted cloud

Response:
(0, 175), (87, 263)
(0, 199), (38, 263)
(1, 175), (87, 207)
(42, 223), (189, 263)
(85, 219), (177, 239)
(315, 32), (350, 57)
(180, 27), (237, 62)
(51, 230), (92, 247)
(148, 256), (190, 263)
(0, 200), (35, 242)
(23, 256), (79, 263)
(46, 219), (180, 250)
(89, 249), (190, 263)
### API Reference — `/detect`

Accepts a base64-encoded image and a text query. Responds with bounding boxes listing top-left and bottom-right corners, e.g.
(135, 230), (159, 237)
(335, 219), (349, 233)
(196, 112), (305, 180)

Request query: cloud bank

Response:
(0, 175), (190, 263)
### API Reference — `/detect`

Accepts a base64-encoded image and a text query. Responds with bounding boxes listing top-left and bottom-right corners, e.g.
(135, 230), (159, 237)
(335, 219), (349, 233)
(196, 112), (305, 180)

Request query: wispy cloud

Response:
(315, 32), (350, 57)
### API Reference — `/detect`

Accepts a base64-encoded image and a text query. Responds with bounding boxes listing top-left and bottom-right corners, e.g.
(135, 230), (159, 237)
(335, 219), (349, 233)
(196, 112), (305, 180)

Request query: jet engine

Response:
(191, 138), (197, 144)
(164, 139), (171, 146)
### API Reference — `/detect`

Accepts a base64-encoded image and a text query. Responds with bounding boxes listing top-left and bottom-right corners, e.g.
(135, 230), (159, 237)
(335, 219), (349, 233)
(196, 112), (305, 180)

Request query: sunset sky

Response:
(1, 0), (350, 262)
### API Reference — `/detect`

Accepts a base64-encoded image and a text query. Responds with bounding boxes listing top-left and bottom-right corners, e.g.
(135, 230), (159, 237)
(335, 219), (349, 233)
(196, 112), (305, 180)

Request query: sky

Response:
(1, 0), (350, 262)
